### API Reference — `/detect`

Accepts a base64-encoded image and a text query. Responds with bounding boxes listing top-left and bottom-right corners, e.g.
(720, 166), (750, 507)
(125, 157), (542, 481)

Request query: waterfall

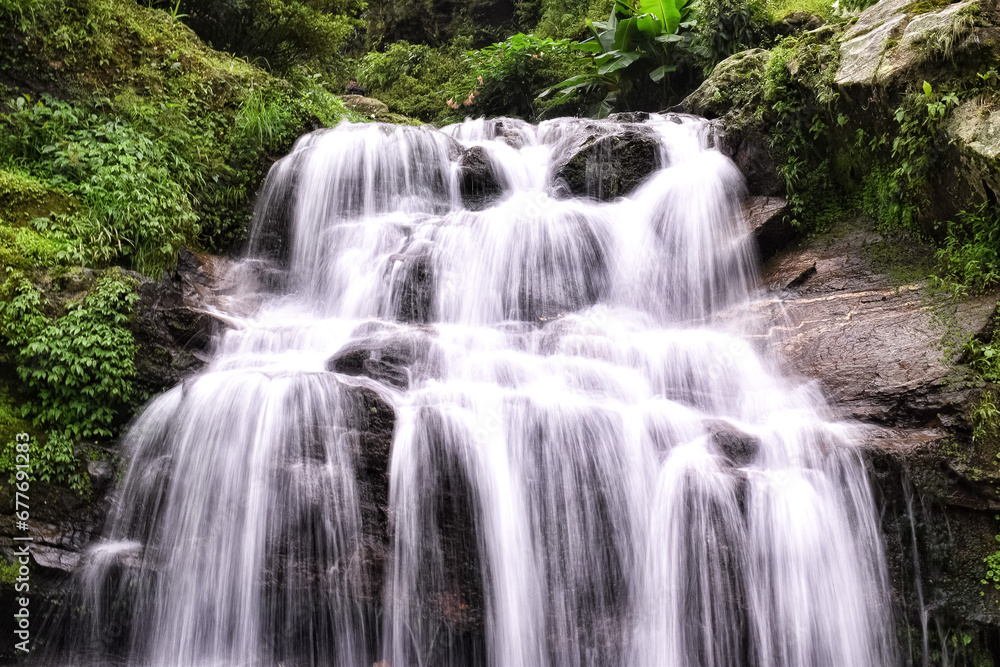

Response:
(51, 115), (898, 666)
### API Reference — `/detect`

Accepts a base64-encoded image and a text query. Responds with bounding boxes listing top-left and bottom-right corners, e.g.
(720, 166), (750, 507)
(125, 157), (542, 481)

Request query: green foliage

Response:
(766, 0), (832, 20)
(0, 0), (53, 29)
(0, 270), (138, 492)
(236, 87), (299, 153)
(3, 94), (201, 275)
(365, 0), (517, 49)
(967, 335), (1000, 385)
(930, 205), (1000, 297)
(880, 85), (960, 230)
(357, 41), (467, 122)
(983, 515), (1000, 593)
(454, 33), (594, 120)
(691, 0), (770, 71)
(0, 0), (356, 258)
(167, 0), (366, 73)
(546, 0), (698, 116)
(531, 0), (616, 40)
(761, 38), (849, 229)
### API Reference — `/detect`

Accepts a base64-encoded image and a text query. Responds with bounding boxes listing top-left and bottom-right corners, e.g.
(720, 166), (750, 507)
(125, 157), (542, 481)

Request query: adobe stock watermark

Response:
(11, 432), (32, 654)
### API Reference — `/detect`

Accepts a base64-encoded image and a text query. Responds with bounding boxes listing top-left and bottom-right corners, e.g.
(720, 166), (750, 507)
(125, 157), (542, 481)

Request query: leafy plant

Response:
(357, 41), (468, 122)
(451, 33), (593, 120)
(931, 205), (1000, 297)
(0, 270), (138, 492)
(162, 0), (366, 73)
(544, 0), (697, 116)
(690, 0), (770, 71)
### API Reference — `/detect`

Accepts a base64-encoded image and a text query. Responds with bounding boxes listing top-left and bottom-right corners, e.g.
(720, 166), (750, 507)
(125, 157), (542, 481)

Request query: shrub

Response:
(2, 95), (202, 275)
(452, 33), (595, 120)
(167, 0), (366, 73)
(931, 205), (1000, 297)
(691, 0), (771, 71)
(0, 270), (138, 491)
(356, 41), (467, 122)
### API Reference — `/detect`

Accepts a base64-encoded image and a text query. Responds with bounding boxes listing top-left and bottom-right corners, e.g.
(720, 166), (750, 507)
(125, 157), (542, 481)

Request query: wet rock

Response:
(347, 385), (396, 602)
(327, 329), (435, 390)
(607, 111), (652, 123)
(705, 420), (760, 466)
(458, 146), (504, 211)
(744, 196), (793, 260)
(131, 249), (235, 397)
(677, 50), (784, 197)
(555, 129), (660, 201)
(387, 241), (436, 324)
(87, 460), (115, 491)
(757, 215), (1000, 645)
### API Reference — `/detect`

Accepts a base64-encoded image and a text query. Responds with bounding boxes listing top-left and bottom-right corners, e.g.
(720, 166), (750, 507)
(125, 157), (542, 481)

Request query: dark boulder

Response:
(744, 196), (793, 260)
(555, 129), (660, 201)
(457, 146), (504, 211)
(387, 240), (436, 324)
(326, 329), (436, 391)
(705, 419), (761, 466)
(343, 384), (396, 603)
(131, 249), (235, 398)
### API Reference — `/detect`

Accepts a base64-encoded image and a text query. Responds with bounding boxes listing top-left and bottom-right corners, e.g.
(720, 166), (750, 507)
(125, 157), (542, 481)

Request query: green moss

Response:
(0, 557), (20, 586)
(0, 167), (77, 228)
(905, 0), (955, 15)
(766, 0), (833, 22)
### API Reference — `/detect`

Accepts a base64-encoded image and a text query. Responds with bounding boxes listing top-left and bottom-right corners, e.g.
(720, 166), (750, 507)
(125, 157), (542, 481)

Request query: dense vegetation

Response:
(0, 0), (363, 489)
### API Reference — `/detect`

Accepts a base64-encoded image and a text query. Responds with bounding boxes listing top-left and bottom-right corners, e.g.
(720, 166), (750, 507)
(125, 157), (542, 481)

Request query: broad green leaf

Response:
(639, 0), (682, 34)
(649, 64), (676, 82)
(598, 51), (642, 75)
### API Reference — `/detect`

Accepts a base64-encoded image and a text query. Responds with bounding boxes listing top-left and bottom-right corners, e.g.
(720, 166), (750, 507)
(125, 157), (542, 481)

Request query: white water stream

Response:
(56, 115), (897, 666)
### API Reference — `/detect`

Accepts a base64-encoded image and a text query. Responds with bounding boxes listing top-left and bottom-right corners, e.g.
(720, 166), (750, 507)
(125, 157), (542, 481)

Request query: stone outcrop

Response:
(744, 196), (793, 261)
(675, 49), (784, 197)
(757, 216), (1000, 651)
(554, 127), (661, 200)
(131, 249), (239, 398)
(835, 0), (986, 88)
(933, 101), (1000, 223)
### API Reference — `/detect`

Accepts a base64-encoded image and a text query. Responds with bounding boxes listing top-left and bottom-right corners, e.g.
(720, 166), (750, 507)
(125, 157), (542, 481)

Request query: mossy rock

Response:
(0, 168), (77, 228)
(835, 0), (994, 87)
(676, 48), (773, 121)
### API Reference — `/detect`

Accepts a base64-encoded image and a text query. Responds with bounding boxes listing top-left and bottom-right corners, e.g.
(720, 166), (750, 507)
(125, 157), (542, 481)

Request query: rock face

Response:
(835, 0), (985, 87)
(554, 128), (660, 200)
(757, 217), (1000, 655)
(0, 475), (115, 664)
(934, 101), (1000, 223)
(743, 196), (793, 261)
(327, 327), (438, 390)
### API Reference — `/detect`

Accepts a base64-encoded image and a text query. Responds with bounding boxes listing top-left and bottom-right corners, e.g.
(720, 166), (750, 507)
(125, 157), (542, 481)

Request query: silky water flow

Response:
(46, 114), (899, 667)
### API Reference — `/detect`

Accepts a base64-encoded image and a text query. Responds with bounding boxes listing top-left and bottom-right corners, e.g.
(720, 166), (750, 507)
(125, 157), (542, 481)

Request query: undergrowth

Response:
(0, 270), (138, 493)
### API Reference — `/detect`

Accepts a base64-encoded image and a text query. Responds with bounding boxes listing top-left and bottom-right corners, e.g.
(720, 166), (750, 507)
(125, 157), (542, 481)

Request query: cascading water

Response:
(49, 114), (899, 666)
